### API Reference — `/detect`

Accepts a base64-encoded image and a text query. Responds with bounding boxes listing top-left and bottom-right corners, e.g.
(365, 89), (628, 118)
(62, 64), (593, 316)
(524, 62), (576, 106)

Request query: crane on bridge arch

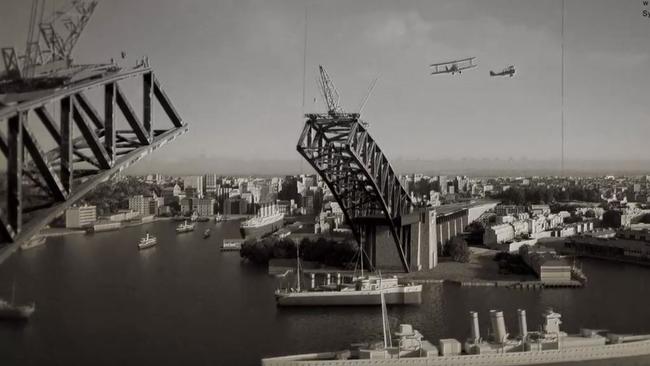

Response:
(297, 65), (416, 272)
(0, 1), (189, 254)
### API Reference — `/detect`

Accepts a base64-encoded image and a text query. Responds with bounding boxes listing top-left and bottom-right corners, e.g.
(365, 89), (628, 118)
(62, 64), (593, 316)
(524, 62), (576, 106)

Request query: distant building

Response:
(205, 174), (218, 193)
(65, 205), (97, 228)
(530, 204), (551, 216)
(521, 246), (572, 282)
(484, 223), (515, 245)
(183, 176), (204, 198)
(128, 195), (157, 217)
(494, 204), (527, 216)
(224, 198), (248, 215)
(196, 198), (215, 216)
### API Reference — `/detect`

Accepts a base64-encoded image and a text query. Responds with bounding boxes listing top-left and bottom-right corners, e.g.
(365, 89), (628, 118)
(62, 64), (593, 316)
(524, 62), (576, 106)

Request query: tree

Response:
(447, 237), (471, 263)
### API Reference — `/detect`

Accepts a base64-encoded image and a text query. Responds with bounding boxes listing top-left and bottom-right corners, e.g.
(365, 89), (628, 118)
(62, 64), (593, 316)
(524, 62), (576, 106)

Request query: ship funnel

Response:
(489, 310), (508, 343)
(469, 311), (480, 343)
(518, 309), (528, 339)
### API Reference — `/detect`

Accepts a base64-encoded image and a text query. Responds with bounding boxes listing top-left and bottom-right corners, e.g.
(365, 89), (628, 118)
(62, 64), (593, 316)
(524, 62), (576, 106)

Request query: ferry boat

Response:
(138, 232), (157, 250)
(20, 235), (46, 251)
(176, 220), (195, 233)
(0, 282), (35, 321)
(262, 308), (650, 365)
(240, 203), (284, 238)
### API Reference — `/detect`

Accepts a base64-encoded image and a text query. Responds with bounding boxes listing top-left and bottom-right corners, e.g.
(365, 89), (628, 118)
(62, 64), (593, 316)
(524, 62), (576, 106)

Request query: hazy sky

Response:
(1, 0), (649, 173)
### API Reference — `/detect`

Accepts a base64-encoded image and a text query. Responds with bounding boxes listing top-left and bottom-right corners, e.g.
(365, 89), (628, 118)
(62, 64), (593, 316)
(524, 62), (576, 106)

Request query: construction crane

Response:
(1, 0), (115, 96)
(318, 65), (342, 115)
(316, 65), (373, 127)
(39, 0), (98, 64)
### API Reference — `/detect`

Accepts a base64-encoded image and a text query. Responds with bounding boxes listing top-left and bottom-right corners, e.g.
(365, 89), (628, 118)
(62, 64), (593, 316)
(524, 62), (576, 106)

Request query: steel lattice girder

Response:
(297, 113), (413, 272)
(0, 68), (188, 245)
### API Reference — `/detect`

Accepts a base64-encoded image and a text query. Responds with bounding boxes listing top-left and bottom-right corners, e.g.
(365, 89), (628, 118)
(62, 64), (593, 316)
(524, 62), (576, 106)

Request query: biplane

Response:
(490, 65), (515, 77)
(429, 57), (477, 75)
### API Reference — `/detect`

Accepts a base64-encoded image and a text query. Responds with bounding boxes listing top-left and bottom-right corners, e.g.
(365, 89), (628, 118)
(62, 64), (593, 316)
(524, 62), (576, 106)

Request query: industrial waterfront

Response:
(0, 220), (649, 365)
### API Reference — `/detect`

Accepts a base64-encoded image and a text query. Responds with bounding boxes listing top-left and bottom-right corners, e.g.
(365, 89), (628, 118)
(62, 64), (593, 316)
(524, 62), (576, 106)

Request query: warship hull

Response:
(263, 339), (650, 366)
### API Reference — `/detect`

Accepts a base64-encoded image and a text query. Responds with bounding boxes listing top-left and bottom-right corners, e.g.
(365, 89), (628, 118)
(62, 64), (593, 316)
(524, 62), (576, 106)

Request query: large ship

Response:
(0, 282), (35, 321)
(240, 203), (284, 238)
(262, 308), (650, 365)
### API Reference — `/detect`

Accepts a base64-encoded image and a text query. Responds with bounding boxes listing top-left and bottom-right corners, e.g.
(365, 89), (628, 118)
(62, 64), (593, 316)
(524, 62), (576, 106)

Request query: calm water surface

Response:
(1, 220), (650, 366)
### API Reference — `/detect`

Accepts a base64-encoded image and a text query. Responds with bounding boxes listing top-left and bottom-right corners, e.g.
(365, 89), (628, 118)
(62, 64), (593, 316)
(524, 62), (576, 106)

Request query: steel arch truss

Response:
(0, 68), (188, 244)
(297, 113), (413, 272)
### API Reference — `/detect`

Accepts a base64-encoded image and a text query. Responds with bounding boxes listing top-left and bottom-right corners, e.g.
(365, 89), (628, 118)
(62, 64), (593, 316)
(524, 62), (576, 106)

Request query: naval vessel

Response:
(262, 308), (650, 365)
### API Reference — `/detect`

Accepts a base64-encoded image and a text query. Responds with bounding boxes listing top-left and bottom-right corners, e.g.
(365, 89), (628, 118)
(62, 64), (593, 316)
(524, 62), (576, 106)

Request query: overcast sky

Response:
(1, 0), (649, 174)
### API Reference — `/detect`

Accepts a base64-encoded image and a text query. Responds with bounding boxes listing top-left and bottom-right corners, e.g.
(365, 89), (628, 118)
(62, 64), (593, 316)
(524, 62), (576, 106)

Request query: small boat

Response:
(0, 281), (35, 321)
(176, 220), (195, 233)
(190, 211), (199, 222)
(214, 214), (225, 223)
(203, 229), (211, 238)
(138, 232), (157, 250)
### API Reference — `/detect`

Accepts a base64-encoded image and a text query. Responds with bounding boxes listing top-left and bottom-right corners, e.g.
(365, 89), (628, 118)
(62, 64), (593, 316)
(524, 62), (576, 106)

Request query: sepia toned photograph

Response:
(1, 0), (650, 365)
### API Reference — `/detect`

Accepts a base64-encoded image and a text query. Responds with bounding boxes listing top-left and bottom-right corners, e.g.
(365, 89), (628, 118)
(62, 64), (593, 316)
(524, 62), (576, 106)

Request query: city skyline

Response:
(1, 0), (649, 174)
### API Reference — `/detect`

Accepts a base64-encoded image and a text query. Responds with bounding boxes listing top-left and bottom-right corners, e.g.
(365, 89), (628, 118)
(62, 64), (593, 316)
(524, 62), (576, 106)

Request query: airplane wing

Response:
(429, 57), (475, 67)
(457, 64), (477, 71)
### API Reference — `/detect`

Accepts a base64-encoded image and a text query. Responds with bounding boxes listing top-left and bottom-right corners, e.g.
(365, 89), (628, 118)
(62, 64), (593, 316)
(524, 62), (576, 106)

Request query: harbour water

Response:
(1, 220), (650, 366)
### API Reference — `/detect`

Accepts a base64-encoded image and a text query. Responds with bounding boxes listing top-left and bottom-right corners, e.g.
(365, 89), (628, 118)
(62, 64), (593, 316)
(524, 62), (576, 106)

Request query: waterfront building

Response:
(483, 223), (515, 245)
(65, 205), (97, 228)
(565, 236), (650, 265)
(521, 246), (572, 282)
(128, 195), (157, 217)
(224, 197), (248, 215)
(197, 198), (215, 216)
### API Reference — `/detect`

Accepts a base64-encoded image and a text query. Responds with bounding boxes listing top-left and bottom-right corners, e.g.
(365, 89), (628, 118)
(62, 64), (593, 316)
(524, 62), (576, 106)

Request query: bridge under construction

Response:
(0, 1), (188, 260)
(298, 66), (436, 273)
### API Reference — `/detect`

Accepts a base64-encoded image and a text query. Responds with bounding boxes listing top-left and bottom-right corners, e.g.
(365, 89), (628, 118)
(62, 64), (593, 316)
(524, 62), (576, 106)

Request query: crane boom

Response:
(318, 65), (342, 115)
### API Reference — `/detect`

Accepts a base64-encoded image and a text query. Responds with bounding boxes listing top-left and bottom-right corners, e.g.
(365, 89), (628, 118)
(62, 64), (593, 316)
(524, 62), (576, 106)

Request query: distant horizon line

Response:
(122, 157), (650, 177)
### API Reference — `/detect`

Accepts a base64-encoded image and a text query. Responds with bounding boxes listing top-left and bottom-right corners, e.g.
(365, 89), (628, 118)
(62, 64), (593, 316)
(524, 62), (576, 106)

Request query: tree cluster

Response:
(446, 237), (471, 263)
(240, 236), (359, 267)
(84, 176), (159, 216)
(492, 186), (601, 205)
